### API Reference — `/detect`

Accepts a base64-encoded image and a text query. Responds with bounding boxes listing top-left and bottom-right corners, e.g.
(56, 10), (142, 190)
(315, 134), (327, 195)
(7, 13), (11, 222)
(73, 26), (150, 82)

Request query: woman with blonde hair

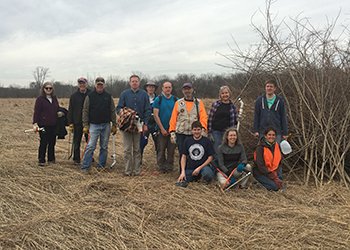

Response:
(33, 82), (59, 166)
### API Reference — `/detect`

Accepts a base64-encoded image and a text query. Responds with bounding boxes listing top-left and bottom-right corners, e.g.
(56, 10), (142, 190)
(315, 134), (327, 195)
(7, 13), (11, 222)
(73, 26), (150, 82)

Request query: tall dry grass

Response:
(1, 98), (349, 249)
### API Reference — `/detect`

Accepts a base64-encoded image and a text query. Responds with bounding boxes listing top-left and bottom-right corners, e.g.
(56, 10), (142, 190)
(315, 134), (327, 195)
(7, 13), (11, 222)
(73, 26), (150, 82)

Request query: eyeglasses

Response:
(45, 87), (53, 90)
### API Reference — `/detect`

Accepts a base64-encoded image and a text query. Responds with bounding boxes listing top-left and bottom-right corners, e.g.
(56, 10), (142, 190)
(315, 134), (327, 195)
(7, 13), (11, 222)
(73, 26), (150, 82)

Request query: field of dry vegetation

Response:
(1, 98), (350, 249)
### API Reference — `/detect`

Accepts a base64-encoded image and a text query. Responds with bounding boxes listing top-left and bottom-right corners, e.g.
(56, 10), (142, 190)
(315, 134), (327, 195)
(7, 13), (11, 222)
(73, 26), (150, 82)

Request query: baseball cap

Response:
(77, 77), (87, 83)
(95, 77), (105, 84)
(182, 83), (193, 88)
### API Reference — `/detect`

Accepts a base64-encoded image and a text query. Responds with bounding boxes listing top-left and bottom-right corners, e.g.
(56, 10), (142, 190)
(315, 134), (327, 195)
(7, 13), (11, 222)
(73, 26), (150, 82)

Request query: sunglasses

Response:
(45, 87), (53, 90)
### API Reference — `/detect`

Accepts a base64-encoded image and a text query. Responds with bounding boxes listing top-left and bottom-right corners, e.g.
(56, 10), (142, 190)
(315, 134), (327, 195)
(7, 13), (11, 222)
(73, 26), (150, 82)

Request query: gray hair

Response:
(219, 86), (232, 99)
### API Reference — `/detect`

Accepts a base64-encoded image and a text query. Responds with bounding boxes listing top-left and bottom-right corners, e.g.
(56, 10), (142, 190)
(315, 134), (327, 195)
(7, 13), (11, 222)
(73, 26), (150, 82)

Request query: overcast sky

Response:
(0, 0), (349, 87)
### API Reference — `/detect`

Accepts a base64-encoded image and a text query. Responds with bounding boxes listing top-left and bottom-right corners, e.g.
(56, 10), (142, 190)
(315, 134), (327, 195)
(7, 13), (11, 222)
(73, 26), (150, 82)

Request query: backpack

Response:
(158, 95), (178, 105)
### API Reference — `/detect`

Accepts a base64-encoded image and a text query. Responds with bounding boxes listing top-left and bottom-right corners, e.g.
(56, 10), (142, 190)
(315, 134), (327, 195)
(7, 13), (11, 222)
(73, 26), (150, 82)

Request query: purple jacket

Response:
(33, 95), (59, 126)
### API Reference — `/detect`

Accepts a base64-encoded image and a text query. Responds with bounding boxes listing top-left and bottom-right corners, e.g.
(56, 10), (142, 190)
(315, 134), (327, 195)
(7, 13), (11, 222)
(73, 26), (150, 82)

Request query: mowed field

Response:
(1, 98), (349, 249)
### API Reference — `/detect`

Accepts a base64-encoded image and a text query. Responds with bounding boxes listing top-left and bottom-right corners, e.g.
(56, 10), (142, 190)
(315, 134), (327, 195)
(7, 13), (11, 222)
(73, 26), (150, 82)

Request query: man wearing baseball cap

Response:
(169, 83), (208, 169)
(81, 77), (117, 173)
(67, 77), (91, 164)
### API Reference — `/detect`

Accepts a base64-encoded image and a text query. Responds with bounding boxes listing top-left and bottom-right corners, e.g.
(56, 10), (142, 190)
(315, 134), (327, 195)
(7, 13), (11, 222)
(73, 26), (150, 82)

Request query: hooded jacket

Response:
(253, 93), (288, 136)
(253, 137), (282, 177)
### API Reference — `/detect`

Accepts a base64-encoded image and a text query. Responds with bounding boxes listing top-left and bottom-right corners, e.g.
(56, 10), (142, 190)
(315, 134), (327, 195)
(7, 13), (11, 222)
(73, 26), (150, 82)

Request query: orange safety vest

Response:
(254, 143), (281, 171)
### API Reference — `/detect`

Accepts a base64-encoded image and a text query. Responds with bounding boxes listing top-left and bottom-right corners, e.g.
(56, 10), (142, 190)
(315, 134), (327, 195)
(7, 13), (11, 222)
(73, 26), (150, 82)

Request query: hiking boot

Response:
(82, 169), (90, 175)
(97, 167), (106, 172)
(38, 162), (45, 167)
(175, 181), (188, 188)
(202, 174), (212, 185)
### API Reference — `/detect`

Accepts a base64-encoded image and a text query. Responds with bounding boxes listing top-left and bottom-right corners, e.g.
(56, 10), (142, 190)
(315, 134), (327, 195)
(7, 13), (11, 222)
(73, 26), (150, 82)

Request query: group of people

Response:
(32, 76), (288, 191)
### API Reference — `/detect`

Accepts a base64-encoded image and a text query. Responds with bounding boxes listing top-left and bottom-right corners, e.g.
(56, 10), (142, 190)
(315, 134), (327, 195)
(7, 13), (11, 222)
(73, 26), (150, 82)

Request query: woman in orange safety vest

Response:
(253, 126), (285, 191)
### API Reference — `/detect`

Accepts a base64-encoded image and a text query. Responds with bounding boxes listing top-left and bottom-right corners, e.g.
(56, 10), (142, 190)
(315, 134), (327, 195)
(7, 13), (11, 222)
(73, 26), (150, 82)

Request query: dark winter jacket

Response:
(253, 93), (288, 136)
(82, 90), (117, 127)
(253, 137), (282, 177)
(55, 107), (68, 139)
(33, 95), (59, 126)
(68, 88), (91, 125)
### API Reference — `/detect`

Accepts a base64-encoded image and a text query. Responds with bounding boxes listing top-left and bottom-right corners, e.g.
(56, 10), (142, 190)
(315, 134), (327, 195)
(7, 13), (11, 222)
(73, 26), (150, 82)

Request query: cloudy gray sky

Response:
(0, 0), (348, 87)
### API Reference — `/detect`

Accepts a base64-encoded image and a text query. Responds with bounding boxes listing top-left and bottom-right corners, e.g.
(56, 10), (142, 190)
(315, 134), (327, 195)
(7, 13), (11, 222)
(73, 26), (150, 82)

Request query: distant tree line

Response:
(0, 72), (248, 99)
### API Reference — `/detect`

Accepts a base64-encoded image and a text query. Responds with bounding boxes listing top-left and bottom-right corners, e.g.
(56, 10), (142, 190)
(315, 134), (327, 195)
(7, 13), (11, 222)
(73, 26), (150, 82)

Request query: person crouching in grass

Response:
(176, 121), (215, 188)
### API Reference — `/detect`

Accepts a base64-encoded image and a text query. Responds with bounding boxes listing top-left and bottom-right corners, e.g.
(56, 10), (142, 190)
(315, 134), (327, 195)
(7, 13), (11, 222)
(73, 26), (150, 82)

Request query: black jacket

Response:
(68, 88), (91, 125)
(55, 107), (68, 139)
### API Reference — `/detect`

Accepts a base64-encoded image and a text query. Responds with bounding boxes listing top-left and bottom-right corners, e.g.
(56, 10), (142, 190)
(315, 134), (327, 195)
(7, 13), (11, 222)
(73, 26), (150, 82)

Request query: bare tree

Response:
(30, 66), (50, 89)
(219, 0), (350, 187)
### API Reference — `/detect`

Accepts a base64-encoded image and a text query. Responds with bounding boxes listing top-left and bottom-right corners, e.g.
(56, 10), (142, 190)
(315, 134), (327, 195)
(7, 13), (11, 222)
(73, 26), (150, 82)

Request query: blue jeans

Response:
(211, 130), (224, 168)
(176, 133), (192, 170)
(212, 130), (224, 154)
(82, 123), (111, 170)
(254, 172), (285, 191)
(185, 166), (215, 184)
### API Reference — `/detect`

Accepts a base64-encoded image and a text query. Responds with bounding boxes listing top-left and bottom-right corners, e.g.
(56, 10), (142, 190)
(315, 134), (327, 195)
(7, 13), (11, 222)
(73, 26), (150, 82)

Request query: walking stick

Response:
(110, 134), (117, 169)
(236, 97), (244, 132)
(81, 133), (90, 161)
(68, 131), (74, 159)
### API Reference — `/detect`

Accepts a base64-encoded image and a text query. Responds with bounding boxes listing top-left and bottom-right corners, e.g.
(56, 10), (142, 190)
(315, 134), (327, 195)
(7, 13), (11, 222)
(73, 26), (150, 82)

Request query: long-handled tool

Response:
(68, 131), (74, 159)
(224, 172), (251, 191)
(81, 133), (90, 161)
(221, 167), (237, 190)
(236, 97), (244, 132)
(24, 127), (45, 133)
(110, 134), (117, 169)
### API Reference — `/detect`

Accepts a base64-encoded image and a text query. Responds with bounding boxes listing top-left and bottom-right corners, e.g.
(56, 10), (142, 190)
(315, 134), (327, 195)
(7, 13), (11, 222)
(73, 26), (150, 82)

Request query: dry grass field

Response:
(1, 98), (349, 249)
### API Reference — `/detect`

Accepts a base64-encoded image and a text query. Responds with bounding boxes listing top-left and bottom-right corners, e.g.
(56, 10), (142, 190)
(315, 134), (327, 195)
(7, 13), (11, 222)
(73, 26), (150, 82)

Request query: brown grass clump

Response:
(1, 98), (349, 249)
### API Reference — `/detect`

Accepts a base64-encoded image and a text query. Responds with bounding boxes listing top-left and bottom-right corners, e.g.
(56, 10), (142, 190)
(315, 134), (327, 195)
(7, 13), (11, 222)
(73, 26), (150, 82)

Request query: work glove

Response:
(229, 176), (236, 185)
(83, 125), (89, 134)
(68, 124), (74, 132)
(237, 115), (243, 122)
(111, 126), (117, 135)
(208, 134), (214, 143)
(170, 132), (177, 144)
(236, 163), (245, 172)
(201, 128), (205, 136)
(57, 111), (64, 118)
(33, 123), (39, 132)
(268, 171), (283, 189)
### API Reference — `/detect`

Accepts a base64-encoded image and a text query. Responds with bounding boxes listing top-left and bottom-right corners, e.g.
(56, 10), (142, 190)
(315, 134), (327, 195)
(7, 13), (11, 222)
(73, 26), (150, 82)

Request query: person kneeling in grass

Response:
(253, 126), (285, 191)
(176, 121), (215, 188)
(216, 127), (252, 189)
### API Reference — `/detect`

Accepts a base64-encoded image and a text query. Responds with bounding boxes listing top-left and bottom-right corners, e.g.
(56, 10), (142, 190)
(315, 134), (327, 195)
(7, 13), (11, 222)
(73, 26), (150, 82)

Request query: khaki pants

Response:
(122, 132), (141, 175)
(157, 134), (176, 172)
